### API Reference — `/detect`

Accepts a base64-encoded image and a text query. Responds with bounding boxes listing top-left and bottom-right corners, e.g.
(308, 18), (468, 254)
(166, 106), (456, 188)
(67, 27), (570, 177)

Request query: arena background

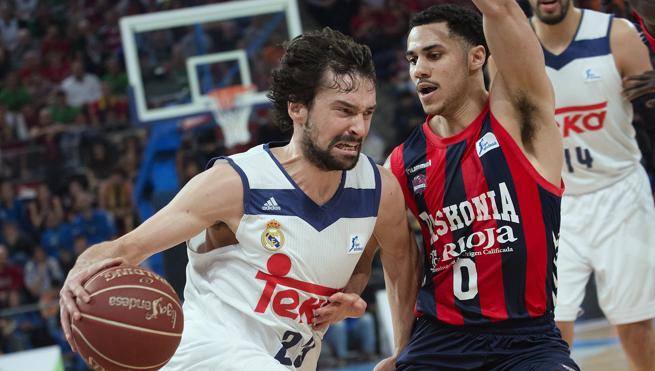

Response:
(0, 0), (653, 369)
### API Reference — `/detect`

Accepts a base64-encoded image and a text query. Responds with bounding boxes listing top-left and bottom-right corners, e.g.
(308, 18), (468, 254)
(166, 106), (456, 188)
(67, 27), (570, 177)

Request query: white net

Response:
(204, 85), (255, 148)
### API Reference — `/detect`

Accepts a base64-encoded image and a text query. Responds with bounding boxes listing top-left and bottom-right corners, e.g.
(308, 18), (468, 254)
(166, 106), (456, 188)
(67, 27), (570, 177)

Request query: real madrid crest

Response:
(261, 219), (285, 251)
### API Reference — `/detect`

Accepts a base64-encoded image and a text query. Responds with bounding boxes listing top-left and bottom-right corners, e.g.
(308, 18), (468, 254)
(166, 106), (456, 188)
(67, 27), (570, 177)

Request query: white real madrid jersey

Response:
(173, 144), (380, 371)
(543, 10), (642, 195)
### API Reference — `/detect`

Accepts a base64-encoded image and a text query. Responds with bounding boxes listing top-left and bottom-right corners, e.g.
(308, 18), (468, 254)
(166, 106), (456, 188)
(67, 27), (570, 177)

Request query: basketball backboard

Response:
(119, 0), (302, 123)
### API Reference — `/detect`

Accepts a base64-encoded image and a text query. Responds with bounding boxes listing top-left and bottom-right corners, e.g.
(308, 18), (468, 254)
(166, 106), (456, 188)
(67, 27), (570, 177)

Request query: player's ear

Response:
(469, 45), (486, 73)
(288, 101), (308, 126)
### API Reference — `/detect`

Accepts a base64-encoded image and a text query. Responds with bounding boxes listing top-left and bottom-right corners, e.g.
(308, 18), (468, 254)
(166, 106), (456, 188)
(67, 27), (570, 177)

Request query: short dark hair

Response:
(267, 27), (375, 132)
(409, 4), (488, 61)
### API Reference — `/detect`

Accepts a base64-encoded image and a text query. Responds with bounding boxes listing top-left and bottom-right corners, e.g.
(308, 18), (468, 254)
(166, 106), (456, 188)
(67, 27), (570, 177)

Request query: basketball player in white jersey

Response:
(489, 1), (655, 369)
(58, 28), (417, 371)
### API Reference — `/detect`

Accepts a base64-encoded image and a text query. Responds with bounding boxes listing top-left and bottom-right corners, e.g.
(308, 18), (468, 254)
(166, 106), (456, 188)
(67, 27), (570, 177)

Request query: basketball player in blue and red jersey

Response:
(377, 2), (578, 370)
(515, 0), (655, 369)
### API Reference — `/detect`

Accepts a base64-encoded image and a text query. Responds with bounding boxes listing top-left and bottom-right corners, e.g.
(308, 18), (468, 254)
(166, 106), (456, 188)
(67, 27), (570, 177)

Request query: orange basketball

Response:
(71, 265), (184, 370)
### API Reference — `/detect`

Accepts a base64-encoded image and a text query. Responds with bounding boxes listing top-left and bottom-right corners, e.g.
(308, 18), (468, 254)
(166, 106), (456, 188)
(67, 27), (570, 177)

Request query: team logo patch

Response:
(261, 220), (285, 251)
(347, 235), (364, 254)
(412, 174), (427, 194)
(476, 132), (500, 157)
(583, 67), (601, 82)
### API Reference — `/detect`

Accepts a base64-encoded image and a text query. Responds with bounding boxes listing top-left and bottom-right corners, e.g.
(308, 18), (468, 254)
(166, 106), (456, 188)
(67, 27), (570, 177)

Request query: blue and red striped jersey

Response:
(389, 103), (564, 325)
(633, 12), (655, 55)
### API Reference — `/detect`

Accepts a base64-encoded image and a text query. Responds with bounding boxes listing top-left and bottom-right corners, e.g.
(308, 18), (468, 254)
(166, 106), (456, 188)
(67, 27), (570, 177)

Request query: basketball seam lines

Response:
(89, 285), (183, 311)
(80, 313), (183, 337)
(72, 323), (173, 370)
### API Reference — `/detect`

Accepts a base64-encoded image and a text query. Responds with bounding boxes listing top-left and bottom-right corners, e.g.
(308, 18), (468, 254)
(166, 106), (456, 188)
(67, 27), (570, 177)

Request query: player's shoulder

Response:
(610, 16), (642, 42)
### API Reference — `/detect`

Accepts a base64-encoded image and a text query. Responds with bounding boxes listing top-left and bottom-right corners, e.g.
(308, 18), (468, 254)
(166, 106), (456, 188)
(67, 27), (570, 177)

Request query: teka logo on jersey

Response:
(555, 101), (607, 138)
(254, 254), (340, 325)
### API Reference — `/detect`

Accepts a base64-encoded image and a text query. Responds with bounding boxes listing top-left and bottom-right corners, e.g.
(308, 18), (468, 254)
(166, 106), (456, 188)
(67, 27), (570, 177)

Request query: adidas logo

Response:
(262, 197), (281, 211)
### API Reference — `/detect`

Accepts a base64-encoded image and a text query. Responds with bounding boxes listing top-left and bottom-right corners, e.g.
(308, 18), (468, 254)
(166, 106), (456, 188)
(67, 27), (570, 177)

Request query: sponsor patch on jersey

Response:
(347, 234), (364, 254)
(405, 160), (431, 174)
(583, 67), (601, 82)
(412, 174), (427, 194)
(475, 132), (500, 157)
(261, 220), (285, 251)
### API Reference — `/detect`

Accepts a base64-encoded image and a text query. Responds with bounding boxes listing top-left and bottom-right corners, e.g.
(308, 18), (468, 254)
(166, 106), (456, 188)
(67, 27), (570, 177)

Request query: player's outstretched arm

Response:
(473, 0), (553, 106)
(59, 162), (243, 351)
(373, 167), (419, 370)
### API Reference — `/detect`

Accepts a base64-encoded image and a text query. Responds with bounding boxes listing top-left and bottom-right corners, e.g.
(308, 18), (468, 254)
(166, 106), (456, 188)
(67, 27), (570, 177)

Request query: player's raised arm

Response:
(474, 0), (553, 105)
(59, 162), (243, 349)
(373, 167), (419, 370)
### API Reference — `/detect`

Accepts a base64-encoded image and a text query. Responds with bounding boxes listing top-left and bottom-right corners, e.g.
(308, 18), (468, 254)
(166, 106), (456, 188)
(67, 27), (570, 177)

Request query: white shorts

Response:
(161, 306), (321, 371)
(555, 166), (655, 325)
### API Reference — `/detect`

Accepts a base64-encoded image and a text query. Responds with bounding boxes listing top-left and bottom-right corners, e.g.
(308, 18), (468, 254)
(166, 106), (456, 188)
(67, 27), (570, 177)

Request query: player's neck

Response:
(532, 7), (582, 55)
(428, 88), (487, 138)
(271, 143), (343, 206)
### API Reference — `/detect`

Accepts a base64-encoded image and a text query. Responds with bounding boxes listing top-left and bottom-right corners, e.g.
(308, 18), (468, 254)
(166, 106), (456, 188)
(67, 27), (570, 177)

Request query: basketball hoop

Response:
(204, 84), (256, 148)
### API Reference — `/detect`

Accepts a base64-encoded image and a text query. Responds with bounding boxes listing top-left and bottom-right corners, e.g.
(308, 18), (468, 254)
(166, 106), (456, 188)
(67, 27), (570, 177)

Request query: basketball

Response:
(71, 265), (184, 370)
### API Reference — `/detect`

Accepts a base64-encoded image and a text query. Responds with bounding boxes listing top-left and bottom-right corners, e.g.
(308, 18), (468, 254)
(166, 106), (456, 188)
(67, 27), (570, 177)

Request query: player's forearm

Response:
(384, 260), (417, 357)
(382, 240), (418, 357)
(342, 269), (371, 295)
(474, 0), (549, 95)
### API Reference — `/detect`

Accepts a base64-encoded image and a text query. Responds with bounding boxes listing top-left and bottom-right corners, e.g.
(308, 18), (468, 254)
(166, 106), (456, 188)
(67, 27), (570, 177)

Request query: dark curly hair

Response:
(409, 4), (488, 62)
(267, 27), (375, 132)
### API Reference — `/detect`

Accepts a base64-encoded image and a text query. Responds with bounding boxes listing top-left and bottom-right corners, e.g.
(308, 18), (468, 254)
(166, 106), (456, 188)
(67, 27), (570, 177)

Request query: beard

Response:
(533, 0), (570, 25)
(301, 120), (361, 171)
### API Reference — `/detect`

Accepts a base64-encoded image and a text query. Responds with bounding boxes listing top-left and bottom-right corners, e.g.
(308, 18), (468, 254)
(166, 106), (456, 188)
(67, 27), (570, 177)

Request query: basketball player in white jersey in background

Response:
(58, 28), (417, 371)
(489, 0), (655, 369)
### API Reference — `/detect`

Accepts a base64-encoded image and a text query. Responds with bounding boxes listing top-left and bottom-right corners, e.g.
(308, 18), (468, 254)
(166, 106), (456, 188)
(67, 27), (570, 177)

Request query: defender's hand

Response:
(312, 292), (366, 331)
(623, 71), (655, 107)
(59, 257), (127, 352)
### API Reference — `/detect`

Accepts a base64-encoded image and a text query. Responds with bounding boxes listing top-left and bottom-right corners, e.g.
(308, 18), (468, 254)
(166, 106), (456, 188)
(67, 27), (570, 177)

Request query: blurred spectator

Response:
(17, 50), (44, 85)
(40, 210), (73, 259)
(71, 192), (115, 245)
(41, 51), (71, 84)
(0, 40), (10, 81)
(0, 103), (29, 143)
(27, 184), (64, 232)
(0, 4), (19, 51)
(59, 235), (88, 274)
(14, 0), (39, 23)
(102, 57), (128, 96)
(118, 135), (145, 181)
(89, 82), (129, 127)
(84, 139), (118, 185)
(60, 60), (102, 109)
(2, 220), (34, 264)
(99, 168), (135, 234)
(48, 89), (79, 125)
(0, 181), (25, 225)
(23, 246), (63, 299)
(99, 8), (122, 55)
(11, 29), (40, 70)
(0, 72), (32, 111)
(71, 19), (104, 75)
(0, 244), (23, 300)
(41, 24), (71, 57)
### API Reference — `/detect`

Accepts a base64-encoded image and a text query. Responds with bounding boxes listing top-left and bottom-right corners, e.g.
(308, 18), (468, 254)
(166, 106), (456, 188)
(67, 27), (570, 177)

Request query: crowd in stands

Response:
(0, 0), (653, 369)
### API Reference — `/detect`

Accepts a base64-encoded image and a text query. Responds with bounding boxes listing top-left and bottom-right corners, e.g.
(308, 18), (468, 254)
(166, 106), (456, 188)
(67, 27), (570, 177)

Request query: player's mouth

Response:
(417, 81), (439, 99)
(333, 142), (360, 155)
(539, 0), (560, 13)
